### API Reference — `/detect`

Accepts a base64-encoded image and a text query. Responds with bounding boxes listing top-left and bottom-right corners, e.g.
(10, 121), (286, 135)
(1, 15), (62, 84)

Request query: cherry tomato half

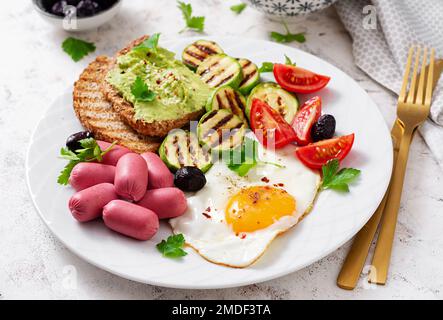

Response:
(273, 64), (331, 94)
(250, 99), (296, 149)
(295, 134), (355, 169)
(292, 96), (322, 146)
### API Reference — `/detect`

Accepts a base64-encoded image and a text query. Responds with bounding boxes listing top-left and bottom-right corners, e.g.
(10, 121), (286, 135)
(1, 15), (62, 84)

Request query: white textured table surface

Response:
(1, 0), (442, 300)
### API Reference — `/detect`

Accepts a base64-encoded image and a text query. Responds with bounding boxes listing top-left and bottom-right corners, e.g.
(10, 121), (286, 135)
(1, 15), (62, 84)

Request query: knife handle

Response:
(369, 128), (414, 284)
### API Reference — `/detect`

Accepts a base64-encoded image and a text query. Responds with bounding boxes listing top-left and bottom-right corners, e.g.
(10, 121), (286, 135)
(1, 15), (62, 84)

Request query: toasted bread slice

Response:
(101, 35), (205, 137)
(73, 55), (161, 154)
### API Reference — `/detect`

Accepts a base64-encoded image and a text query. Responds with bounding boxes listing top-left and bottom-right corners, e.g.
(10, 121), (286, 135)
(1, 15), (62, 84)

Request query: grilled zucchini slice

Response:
(197, 109), (246, 152)
(196, 54), (243, 89)
(237, 58), (260, 95)
(206, 86), (247, 124)
(159, 130), (212, 173)
(182, 40), (224, 70)
(245, 82), (299, 124)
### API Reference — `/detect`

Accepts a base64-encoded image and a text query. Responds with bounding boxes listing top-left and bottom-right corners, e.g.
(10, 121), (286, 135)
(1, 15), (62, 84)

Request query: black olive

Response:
(66, 131), (94, 152)
(76, 0), (100, 17)
(311, 114), (336, 142)
(174, 166), (206, 192)
(51, 1), (68, 16)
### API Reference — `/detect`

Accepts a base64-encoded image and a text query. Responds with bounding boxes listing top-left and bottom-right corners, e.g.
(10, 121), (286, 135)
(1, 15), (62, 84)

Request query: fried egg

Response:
(170, 138), (321, 268)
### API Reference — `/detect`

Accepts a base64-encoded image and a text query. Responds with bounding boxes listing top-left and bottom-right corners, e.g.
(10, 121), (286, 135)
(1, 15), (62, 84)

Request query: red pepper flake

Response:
(240, 234), (246, 239)
(278, 183), (285, 187)
(202, 212), (211, 219)
(206, 207), (211, 212)
(261, 177), (270, 183)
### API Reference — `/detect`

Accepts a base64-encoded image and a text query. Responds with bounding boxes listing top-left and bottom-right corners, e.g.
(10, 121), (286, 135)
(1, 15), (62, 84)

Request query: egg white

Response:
(170, 138), (321, 268)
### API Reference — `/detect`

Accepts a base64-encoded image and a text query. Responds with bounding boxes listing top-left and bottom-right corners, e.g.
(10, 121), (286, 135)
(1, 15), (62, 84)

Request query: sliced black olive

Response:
(311, 114), (336, 142)
(174, 166), (206, 192)
(66, 130), (94, 152)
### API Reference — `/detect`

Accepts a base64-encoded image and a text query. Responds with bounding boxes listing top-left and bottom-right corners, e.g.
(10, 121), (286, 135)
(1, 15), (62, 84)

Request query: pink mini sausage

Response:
(103, 200), (159, 240)
(141, 152), (174, 189)
(114, 153), (148, 201)
(69, 162), (115, 191)
(68, 183), (118, 222)
(97, 140), (131, 166)
(137, 187), (187, 219)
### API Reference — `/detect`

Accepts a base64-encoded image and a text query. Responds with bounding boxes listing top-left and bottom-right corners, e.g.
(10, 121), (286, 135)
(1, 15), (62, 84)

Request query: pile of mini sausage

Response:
(68, 141), (187, 240)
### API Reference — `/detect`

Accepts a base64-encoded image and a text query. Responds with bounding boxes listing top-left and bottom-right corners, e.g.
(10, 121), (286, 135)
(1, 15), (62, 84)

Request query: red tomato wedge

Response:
(295, 134), (355, 169)
(273, 64), (331, 94)
(292, 96), (322, 146)
(250, 99), (296, 149)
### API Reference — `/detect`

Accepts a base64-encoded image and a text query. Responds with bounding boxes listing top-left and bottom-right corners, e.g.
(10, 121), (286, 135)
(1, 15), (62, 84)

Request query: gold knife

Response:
(337, 59), (443, 290)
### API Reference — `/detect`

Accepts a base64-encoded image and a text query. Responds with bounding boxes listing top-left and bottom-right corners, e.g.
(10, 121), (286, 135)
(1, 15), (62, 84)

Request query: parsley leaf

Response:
(285, 54), (296, 66)
(57, 139), (117, 185)
(230, 3), (247, 14)
(157, 234), (188, 258)
(259, 62), (274, 73)
(133, 33), (161, 53)
(62, 37), (96, 62)
(177, 1), (205, 32)
(225, 138), (284, 177)
(321, 159), (361, 192)
(259, 55), (296, 73)
(131, 77), (156, 102)
(270, 21), (305, 44)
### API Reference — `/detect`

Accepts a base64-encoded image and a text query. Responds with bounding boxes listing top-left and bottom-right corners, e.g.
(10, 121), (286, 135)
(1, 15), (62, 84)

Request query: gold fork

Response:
(368, 46), (435, 284)
(336, 59), (443, 290)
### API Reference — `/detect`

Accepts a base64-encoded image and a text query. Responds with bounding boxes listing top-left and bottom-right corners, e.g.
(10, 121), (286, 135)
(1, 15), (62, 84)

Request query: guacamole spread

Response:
(107, 47), (212, 122)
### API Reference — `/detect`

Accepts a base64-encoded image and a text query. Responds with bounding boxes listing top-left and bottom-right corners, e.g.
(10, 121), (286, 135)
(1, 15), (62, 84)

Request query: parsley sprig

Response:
(321, 159), (361, 192)
(157, 234), (188, 258)
(258, 54), (296, 73)
(62, 37), (96, 62)
(177, 1), (205, 33)
(133, 33), (161, 53)
(225, 138), (284, 177)
(230, 3), (247, 14)
(57, 138), (117, 185)
(131, 76), (156, 102)
(270, 21), (305, 44)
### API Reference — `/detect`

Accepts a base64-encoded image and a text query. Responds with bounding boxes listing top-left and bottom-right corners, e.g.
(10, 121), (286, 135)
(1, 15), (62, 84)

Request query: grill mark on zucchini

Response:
(202, 113), (234, 138)
(196, 44), (218, 55)
(200, 110), (217, 124)
(226, 90), (240, 117)
(185, 50), (206, 61)
(240, 69), (258, 86)
(217, 74), (234, 87)
(233, 91), (245, 114)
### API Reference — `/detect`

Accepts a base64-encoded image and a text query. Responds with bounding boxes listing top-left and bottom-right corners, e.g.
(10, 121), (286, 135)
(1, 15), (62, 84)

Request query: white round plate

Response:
(26, 37), (392, 289)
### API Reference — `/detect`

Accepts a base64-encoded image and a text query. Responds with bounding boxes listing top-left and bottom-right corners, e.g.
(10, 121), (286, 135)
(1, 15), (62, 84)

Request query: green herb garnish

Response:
(258, 55), (296, 73)
(284, 54), (296, 66)
(230, 3), (247, 14)
(57, 138), (116, 185)
(270, 21), (305, 44)
(157, 234), (188, 258)
(131, 76), (156, 102)
(133, 33), (161, 53)
(321, 159), (361, 192)
(177, 1), (205, 33)
(259, 62), (274, 73)
(225, 138), (284, 177)
(62, 37), (96, 62)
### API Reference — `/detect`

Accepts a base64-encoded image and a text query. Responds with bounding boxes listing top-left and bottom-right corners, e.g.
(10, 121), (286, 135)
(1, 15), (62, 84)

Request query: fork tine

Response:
(399, 47), (415, 103)
(415, 47), (428, 105)
(425, 48), (436, 106)
(406, 46), (421, 104)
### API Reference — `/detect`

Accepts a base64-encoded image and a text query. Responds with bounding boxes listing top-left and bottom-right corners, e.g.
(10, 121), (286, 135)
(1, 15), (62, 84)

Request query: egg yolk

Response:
(225, 186), (296, 233)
